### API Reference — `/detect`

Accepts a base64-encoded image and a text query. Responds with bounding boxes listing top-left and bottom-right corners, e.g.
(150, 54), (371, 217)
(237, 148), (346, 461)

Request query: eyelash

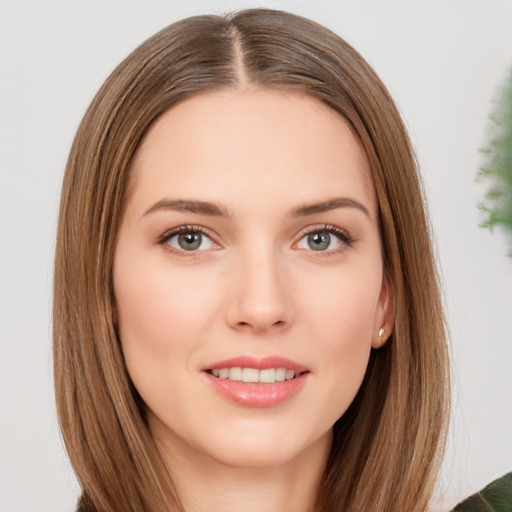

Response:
(296, 224), (354, 252)
(156, 223), (354, 256)
(157, 225), (216, 256)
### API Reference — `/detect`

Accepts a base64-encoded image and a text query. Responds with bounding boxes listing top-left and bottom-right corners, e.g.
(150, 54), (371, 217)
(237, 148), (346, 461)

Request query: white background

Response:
(1, 1), (511, 511)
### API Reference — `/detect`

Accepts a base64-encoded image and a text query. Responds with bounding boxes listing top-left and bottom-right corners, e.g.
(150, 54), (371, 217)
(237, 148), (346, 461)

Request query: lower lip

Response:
(204, 372), (309, 408)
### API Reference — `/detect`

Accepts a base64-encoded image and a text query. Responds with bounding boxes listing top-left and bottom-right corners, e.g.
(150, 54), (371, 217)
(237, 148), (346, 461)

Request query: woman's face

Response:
(114, 89), (392, 469)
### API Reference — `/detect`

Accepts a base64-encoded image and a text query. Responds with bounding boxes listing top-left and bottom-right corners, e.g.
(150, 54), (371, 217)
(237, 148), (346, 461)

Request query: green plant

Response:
(477, 66), (512, 258)
(451, 471), (512, 511)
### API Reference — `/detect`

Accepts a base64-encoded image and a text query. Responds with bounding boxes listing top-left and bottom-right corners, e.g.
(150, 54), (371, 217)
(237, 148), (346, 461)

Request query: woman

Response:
(53, 9), (449, 512)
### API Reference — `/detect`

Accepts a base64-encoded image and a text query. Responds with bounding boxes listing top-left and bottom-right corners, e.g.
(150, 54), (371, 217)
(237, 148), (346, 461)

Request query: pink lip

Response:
(202, 355), (310, 408)
(204, 355), (308, 373)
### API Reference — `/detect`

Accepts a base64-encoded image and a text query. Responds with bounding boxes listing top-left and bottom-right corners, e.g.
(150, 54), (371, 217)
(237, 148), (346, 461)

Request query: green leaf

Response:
(451, 472), (512, 511)
(477, 64), (512, 258)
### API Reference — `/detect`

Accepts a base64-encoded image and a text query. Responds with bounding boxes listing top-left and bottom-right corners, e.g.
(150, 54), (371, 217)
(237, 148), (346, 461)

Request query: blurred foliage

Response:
(477, 66), (512, 258)
(451, 471), (512, 511)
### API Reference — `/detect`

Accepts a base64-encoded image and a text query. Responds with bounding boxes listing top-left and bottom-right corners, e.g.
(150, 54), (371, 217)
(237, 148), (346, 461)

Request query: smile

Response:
(209, 367), (299, 383)
(203, 356), (310, 407)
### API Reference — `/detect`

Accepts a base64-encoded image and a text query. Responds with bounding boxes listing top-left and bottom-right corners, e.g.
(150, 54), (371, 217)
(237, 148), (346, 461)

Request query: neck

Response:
(154, 423), (332, 512)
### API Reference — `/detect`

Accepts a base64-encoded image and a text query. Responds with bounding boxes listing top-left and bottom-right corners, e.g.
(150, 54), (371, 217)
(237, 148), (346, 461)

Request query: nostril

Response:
(234, 319), (288, 332)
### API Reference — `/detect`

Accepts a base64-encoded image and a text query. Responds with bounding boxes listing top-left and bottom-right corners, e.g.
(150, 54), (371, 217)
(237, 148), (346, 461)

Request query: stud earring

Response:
(378, 327), (385, 346)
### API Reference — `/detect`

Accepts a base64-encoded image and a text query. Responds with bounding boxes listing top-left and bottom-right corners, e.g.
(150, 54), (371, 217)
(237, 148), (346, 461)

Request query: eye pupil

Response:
(178, 232), (201, 250)
(308, 232), (330, 251)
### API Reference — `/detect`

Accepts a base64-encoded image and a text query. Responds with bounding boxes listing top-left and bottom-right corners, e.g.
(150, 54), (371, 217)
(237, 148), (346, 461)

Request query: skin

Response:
(114, 89), (393, 512)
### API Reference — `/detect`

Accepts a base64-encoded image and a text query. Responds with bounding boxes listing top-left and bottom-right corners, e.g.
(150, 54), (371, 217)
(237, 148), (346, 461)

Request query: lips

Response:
(203, 356), (310, 408)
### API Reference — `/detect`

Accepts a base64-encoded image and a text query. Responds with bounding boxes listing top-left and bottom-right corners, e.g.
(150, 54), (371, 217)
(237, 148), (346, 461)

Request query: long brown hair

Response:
(54, 9), (449, 511)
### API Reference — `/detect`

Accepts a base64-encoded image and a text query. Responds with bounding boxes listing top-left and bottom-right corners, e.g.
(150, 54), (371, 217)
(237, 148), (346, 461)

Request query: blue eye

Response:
(160, 228), (216, 252)
(296, 226), (352, 252)
(306, 232), (331, 251)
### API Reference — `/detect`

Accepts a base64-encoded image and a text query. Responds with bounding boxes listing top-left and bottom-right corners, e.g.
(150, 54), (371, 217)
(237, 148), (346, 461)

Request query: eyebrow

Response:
(143, 196), (370, 219)
(143, 199), (232, 218)
(289, 197), (370, 218)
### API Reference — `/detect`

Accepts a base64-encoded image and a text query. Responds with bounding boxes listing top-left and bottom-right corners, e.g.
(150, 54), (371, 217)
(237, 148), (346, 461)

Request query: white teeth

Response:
(210, 367), (299, 383)
(228, 367), (242, 381)
(242, 368), (259, 383)
(275, 367), (286, 381)
(259, 368), (276, 383)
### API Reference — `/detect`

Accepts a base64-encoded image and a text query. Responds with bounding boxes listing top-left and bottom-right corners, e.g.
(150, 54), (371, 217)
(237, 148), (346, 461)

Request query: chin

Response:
(202, 422), (331, 470)
(214, 444), (297, 469)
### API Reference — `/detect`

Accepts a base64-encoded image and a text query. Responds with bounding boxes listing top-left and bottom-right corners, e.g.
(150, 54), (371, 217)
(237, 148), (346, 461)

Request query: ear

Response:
(371, 274), (395, 349)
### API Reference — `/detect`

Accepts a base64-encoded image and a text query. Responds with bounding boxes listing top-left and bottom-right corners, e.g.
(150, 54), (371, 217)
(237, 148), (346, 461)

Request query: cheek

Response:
(113, 257), (219, 421)
(113, 257), (221, 408)
(299, 266), (381, 415)
(115, 261), (215, 354)
(304, 265), (381, 345)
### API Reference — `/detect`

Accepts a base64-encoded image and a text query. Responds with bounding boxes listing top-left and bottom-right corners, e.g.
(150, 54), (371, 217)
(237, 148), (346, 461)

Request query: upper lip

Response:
(204, 356), (309, 373)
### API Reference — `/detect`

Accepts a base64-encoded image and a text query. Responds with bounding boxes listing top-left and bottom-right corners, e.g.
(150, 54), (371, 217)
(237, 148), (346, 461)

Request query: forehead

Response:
(128, 89), (376, 217)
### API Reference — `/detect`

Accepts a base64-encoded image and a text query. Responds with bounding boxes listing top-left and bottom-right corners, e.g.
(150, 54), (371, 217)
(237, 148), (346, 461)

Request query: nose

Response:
(224, 244), (294, 334)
